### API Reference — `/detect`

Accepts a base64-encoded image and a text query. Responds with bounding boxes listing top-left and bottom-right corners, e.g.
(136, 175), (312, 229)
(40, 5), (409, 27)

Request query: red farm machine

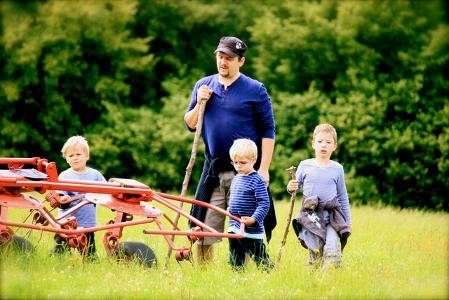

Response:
(0, 157), (244, 267)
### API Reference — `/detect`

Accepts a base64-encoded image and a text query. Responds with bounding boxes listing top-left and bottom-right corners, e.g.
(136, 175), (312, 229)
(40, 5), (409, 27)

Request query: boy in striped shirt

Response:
(227, 139), (273, 270)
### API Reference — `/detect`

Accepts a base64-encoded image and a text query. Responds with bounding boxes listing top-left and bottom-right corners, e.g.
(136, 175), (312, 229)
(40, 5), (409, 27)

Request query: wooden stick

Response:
(164, 100), (206, 268)
(276, 166), (297, 265)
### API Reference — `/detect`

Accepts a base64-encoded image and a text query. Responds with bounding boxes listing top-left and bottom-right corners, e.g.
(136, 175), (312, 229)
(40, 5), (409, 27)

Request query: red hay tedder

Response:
(0, 157), (244, 267)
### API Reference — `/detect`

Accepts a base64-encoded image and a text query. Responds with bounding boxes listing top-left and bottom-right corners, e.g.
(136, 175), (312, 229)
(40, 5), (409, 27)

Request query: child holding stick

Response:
(287, 124), (352, 268)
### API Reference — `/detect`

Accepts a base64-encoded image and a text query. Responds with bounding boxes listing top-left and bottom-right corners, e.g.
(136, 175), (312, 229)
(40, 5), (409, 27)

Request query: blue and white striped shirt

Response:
(228, 172), (269, 239)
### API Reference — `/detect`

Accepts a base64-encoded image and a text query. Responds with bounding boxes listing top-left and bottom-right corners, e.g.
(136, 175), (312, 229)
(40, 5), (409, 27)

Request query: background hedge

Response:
(1, 0), (448, 210)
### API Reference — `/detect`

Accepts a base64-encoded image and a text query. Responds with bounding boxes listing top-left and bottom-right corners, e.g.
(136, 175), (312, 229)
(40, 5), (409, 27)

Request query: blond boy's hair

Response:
(61, 135), (90, 159)
(229, 138), (258, 161)
(313, 124), (338, 144)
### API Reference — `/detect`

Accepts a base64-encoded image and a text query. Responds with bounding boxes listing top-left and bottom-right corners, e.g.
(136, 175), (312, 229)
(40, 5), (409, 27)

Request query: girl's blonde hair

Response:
(313, 123), (338, 144)
(61, 135), (90, 159)
(229, 138), (258, 161)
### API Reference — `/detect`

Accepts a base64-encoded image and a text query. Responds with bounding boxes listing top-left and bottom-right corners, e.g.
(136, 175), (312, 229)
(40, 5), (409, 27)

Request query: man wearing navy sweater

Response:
(184, 36), (276, 264)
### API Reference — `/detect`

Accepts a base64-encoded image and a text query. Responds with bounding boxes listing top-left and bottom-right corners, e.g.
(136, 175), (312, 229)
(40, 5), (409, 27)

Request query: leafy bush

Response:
(1, 0), (447, 210)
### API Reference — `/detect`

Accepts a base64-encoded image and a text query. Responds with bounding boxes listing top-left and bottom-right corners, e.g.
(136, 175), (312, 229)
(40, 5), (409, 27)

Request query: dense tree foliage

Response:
(1, 0), (447, 210)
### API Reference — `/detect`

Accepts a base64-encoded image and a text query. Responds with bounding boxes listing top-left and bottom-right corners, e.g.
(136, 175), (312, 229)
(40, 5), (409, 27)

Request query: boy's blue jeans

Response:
(323, 225), (341, 266)
(228, 236), (273, 269)
(53, 232), (96, 258)
(309, 225), (342, 266)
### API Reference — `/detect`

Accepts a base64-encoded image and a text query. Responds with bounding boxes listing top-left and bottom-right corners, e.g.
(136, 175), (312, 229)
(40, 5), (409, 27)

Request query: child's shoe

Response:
(322, 252), (341, 269)
(308, 248), (322, 265)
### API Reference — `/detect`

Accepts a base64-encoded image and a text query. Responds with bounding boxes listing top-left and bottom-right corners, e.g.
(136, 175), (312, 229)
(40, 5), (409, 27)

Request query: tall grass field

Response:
(1, 195), (448, 299)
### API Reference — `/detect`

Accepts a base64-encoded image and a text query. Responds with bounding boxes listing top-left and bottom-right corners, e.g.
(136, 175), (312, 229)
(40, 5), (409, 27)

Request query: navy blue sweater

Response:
(187, 73), (275, 160)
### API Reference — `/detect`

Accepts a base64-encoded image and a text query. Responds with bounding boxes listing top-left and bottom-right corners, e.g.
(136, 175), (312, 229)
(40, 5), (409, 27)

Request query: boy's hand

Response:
(287, 179), (299, 193)
(241, 216), (256, 226)
(60, 195), (71, 203)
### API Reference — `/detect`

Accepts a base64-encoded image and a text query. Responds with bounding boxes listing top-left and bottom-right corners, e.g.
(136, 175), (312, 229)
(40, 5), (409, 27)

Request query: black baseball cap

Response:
(214, 36), (247, 58)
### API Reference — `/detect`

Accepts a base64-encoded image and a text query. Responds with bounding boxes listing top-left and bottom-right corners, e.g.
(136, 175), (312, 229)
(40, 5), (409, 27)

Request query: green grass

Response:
(1, 195), (448, 299)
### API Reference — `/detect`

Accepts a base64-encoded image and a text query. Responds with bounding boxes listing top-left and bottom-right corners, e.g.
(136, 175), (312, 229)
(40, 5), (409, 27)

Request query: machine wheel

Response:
(3, 236), (35, 253)
(115, 241), (157, 268)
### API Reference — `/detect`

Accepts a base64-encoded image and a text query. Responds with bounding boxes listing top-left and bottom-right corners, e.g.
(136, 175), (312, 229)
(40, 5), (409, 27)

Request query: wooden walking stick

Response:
(164, 99), (206, 268)
(276, 166), (297, 265)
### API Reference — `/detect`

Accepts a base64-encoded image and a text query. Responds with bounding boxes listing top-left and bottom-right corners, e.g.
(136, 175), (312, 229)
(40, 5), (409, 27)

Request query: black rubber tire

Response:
(115, 241), (157, 268)
(2, 236), (35, 253)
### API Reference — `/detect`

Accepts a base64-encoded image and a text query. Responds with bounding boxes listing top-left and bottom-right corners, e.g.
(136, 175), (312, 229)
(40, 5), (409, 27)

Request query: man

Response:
(184, 36), (276, 264)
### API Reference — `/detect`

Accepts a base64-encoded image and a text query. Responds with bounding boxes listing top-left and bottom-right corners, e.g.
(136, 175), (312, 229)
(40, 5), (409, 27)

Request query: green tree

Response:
(0, 0), (154, 167)
(250, 0), (449, 209)
(1, 0), (447, 210)
(88, 70), (204, 194)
